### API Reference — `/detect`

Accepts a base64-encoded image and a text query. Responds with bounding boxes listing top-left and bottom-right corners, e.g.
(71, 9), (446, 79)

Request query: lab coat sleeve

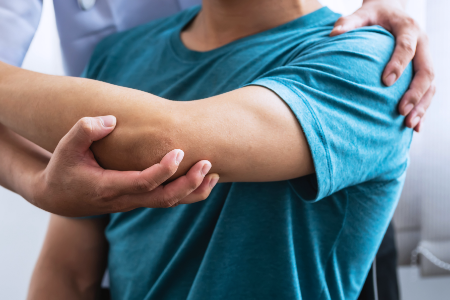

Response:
(0, 0), (43, 66)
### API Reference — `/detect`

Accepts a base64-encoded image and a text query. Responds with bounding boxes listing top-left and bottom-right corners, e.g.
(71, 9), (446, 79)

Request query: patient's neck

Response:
(181, 0), (322, 51)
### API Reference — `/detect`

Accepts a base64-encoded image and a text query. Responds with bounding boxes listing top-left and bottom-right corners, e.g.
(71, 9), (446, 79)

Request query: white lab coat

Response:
(0, 0), (201, 76)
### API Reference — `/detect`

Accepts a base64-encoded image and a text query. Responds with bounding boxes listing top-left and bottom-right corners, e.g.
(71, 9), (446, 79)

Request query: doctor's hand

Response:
(32, 116), (219, 217)
(330, 0), (435, 132)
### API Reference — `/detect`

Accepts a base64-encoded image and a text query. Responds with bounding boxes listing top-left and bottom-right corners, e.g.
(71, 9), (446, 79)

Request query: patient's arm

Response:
(27, 215), (108, 300)
(0, 62), (313, 182)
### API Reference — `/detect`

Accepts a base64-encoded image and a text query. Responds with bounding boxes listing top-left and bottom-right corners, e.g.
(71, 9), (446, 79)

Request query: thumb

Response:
(330, 12), (370, 36)
(58, 116), (117, 153)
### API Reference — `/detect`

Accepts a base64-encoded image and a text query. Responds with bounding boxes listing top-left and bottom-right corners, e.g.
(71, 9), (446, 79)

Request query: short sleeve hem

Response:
(245, 78), (333, 202)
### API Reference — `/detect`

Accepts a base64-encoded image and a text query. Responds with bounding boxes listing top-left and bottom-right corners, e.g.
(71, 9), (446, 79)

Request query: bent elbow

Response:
(91, 114), (178, 172)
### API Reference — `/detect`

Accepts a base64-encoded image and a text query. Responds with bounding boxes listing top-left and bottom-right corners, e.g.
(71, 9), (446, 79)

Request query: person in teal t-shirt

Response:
(28, 1), (413, 300)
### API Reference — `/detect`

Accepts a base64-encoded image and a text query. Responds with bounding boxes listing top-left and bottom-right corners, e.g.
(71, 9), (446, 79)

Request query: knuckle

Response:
(135, 177), (158, 192)
(424, 68), (435, 81)
(389, 60), (404, 72)
(95, 183), (119, 203)
(98, 189), (116, 203)
(78, 117), (93, 136)
(430, 83), (437, 96)
(199, 190), (210, 201)
(414, 106), (426, 117)
(408, 91), (422, 104)
(398, 38), (415, 56)
(403, 17), (419, 30)
(160, 163), (177, 178)
(158, 195), (178, 208)
(188, 178), (202, 191)
(410, 18), (418, 28)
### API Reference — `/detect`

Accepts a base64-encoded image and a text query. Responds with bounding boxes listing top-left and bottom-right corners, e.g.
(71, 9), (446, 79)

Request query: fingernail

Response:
(411, 116), (421, 128)
(209, 175), (219, 188)
(99, 115), (116, 127)
(175, 150), (184, 165)
(402, 103), (414, 116)
(201, 163), (212, 176)
(384, 73), (397, 86)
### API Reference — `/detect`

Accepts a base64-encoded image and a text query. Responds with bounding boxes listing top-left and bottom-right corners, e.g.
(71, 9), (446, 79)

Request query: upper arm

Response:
(28, 215), (108, 300)
(171, 86), (315, 182)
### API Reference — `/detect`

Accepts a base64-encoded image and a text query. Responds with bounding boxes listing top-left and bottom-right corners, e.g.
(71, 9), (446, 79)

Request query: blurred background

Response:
(0, 0), (449, 299)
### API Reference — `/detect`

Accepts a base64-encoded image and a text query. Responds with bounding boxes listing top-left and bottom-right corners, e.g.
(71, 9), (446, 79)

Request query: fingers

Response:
(139, 160), (213, 208)
(415, 118), (424, 133)
(403, 82), (436, 130)
(398, 70), (434, 116)
(330, 11), (371, 37)
(97, 156), (219, 212)
(397, 34), (435, 115)
(58, 116), (117, 154)
(178, 173), (220, 205)
(103, 162), (217, 213)
(382, 23), (421, 86)
(97, 149), (184, 197)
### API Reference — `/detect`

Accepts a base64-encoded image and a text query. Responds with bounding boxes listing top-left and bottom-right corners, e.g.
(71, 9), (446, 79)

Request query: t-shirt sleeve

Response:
(247, 26), (413, 202)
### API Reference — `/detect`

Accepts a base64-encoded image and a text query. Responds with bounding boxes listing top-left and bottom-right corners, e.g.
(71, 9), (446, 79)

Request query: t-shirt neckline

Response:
(169, 6), (339, 63)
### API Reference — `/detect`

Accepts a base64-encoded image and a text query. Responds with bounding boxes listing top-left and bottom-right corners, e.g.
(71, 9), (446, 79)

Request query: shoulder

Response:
(305, 26), (408, 83)
(285, 25), (413, 102)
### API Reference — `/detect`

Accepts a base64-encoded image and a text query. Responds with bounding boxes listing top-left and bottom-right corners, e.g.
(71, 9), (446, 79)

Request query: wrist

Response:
(21, 168), (46, 209)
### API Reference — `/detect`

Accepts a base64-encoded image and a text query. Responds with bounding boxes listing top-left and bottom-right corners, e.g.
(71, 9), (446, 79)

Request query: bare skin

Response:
(0, 63), (314, 183)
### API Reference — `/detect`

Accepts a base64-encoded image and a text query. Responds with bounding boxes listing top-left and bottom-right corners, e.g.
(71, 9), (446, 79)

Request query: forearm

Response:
(0, 62), (168, 153)
(0, 62), (177, 173)
(0, 123), (49, 201)
(27, 265), (96, 300)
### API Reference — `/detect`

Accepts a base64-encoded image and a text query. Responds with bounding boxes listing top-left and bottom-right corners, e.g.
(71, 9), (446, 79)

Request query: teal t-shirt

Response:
(84, 6), (413, 300)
